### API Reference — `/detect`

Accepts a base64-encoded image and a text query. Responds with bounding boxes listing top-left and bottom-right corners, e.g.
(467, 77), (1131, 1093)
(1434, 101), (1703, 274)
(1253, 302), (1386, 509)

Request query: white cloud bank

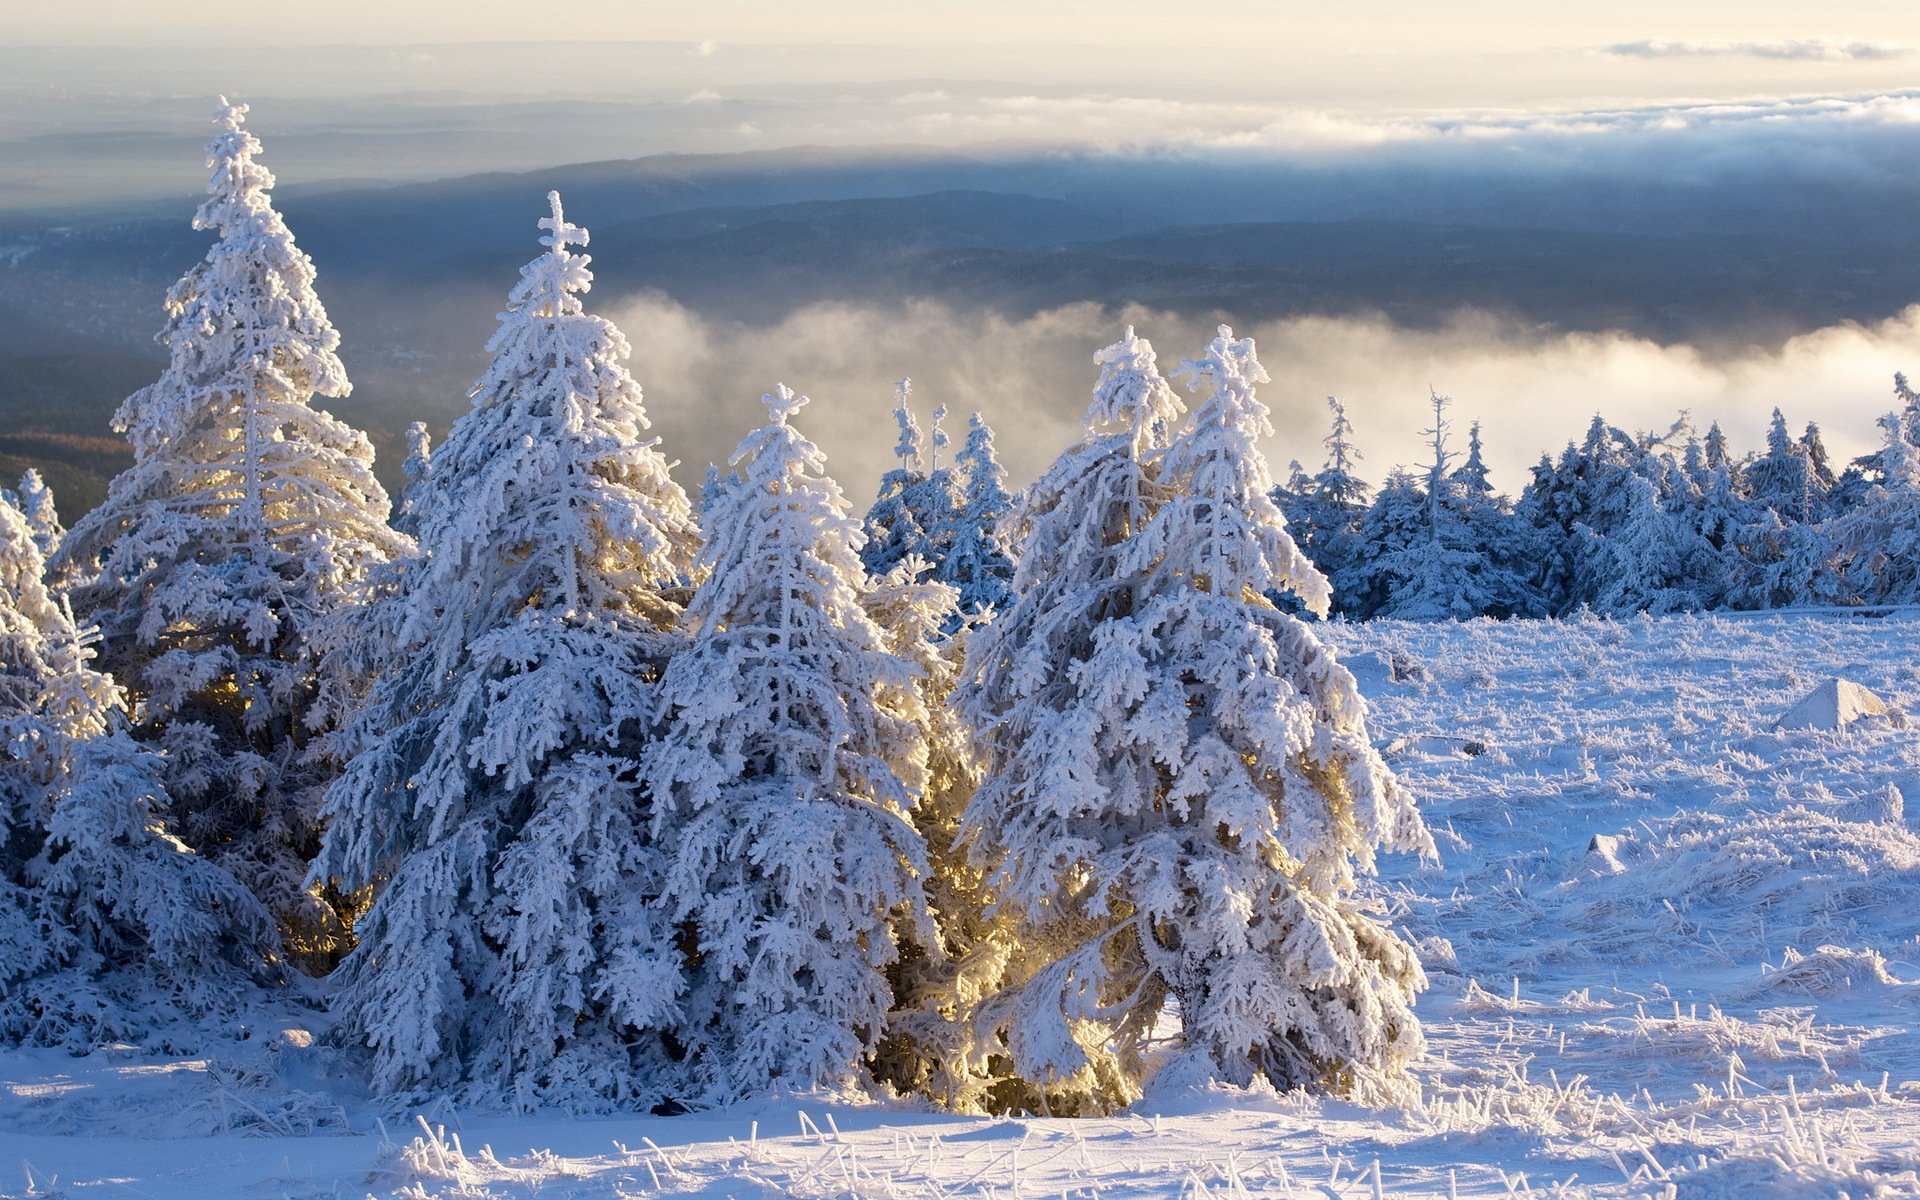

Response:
(615, 294), (1920, 502)
(1603, 38), (1905, 62)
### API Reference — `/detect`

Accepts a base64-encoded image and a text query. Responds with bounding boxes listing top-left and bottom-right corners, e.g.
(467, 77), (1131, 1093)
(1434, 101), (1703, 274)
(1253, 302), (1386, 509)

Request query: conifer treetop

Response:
(761, 380), (809, 428)
(1089, 324), (1185, 451)
(1157, 324), (1330, 614)
(405, 189), (695, 654)
(892, 378), (922, 469)
(164, 94), (350, 436)
(1325, 396), (1362, 472)
(929, 404), (950, 471)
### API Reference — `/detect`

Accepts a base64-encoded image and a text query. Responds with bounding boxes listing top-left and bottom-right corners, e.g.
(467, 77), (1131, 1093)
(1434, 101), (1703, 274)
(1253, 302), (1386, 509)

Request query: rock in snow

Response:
(1776, 677), (1903, 731)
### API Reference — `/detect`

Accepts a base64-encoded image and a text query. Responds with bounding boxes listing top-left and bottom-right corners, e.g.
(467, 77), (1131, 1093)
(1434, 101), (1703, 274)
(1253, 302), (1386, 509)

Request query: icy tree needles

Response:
(50, 99), (405, 966)
(961, 326), (1432, 1112)
(312, 193), (698, 1107)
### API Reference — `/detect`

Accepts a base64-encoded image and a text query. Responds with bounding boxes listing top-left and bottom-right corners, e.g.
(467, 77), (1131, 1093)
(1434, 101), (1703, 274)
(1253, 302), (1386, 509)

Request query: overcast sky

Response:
(9, 1), (1920, 110)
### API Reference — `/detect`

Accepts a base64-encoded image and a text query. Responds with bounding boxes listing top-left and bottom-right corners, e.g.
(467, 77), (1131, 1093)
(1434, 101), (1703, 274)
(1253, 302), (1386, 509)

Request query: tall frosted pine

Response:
(961, 326), (1431, 1110)
(955, 326), (1185, 1112)
(312, 193), (698, 1107)
(49, 98), (407, 967)
(644, 385), (935, 1103)
(862, 379), (930, 577)
(1126, 327), (1429, 1099)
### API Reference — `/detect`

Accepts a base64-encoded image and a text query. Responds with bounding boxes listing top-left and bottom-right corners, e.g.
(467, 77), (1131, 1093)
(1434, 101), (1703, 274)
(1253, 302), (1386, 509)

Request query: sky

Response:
(5, 1), (1920, 495)
(10, 1), (1920, 112)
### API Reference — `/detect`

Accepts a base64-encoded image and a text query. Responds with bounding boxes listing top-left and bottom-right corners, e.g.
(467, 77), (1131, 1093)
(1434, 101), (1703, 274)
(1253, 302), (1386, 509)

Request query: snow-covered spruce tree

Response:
(1833, 375), (1920, 512)
(1513, 452), (1578, 614)
(963, 326), (1430, 1109)
(1801, 422), (1838, 507)
(393, 420), (433, 537)
(1276, 397), (1372, 614)
(1724, 508), (1840, 609)
(1744, 407), (1823, 525)
(1829, 415), (1920, 605)
(1340, 397), (1536, 621)
(1590, 472), (1716, 615)
(933, 411), (1017, 621)
(47, 98), (407, 968)
(7, 470), (63, 560)
(859, 556), (1008, 1108)
(1338, 470), (1432, 620)
(903, 404), (960, 568)
(954, 324), (1185, 1113)
(644, 385), (935, 1103)
(1372, 392), (1488, 620)
(311, 192), (698, 1106)
(1699, 414), (1839, 609)
(1897, 372), (1920, 446)
(1450, 421), (1492, 497)
(862, 379), (931, 577)
(1704, 421), (1734, 475)
(0, 500), (277, 1049)
(1450, 428), (1547, 618)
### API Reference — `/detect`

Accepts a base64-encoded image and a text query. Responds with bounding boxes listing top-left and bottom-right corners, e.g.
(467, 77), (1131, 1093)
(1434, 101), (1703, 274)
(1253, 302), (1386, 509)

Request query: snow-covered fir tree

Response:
(1724, 507), (1839, 609)
(1897, 372), (1920, 446)
(1801, 422), (1837, 503)
(1, 499), (277, 1049)
(1277, 397), (1372, 613)
(311, 192), (698, 1106)
(857, 556), (1007, 1108)
(1829, 415), (1920, 605)
(932, 411), (1016, 621)
(1364, 395), (1487, 620)
(1589, 472), (1717, 615)
(394, 420), (433, 537)
(48, 98), (407, 967)
(1451, 421), (1492, 494)
(1339, 470), (1432, 619)
(643, 384), (935, 1103)
(905, 404), (960, 567)
(5, 470), (63, 560)
(1343, 397), (1537, 620)
(1744, 407), (1822, 525)
(1704, 421), (1734, 475)
(962, 326), (1429, 1109)
(954, 325), (1184, 1112)
(862, 379), (932, 577)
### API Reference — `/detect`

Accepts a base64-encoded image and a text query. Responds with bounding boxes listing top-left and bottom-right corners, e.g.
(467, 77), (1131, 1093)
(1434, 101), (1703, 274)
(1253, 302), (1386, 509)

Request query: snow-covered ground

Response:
(5, 611), (1919, 1199)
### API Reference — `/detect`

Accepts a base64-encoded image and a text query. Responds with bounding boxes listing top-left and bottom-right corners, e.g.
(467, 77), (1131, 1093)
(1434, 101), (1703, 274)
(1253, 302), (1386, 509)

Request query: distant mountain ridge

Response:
(4, 142), (1920, 508)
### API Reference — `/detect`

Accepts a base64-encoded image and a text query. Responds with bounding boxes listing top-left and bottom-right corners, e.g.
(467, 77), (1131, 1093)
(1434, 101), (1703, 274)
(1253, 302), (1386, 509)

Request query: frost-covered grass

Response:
(5, 611), (1920, 1198)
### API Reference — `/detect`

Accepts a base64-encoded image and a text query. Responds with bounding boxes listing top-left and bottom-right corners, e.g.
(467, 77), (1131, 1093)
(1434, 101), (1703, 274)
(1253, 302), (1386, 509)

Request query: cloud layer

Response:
(1603, 38), (1905, 62)
(613, 294), (1920, 502)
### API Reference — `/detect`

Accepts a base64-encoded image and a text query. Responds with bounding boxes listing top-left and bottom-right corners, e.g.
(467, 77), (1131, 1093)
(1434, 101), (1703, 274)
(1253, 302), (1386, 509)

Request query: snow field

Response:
(5, 610), (1920, 1197)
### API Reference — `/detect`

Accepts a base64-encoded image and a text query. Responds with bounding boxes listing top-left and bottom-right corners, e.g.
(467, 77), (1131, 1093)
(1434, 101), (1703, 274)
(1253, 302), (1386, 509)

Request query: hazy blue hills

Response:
(4, 143), (1919, 508)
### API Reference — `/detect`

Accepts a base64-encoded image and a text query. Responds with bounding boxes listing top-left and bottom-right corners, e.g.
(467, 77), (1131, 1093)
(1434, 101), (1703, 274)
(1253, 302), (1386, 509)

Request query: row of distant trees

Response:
(865, 382), (1920, 625)
(2, 100), (1427, 1117)
(845, 345), (1920, 629)
(1275, 388), (1920, 621)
